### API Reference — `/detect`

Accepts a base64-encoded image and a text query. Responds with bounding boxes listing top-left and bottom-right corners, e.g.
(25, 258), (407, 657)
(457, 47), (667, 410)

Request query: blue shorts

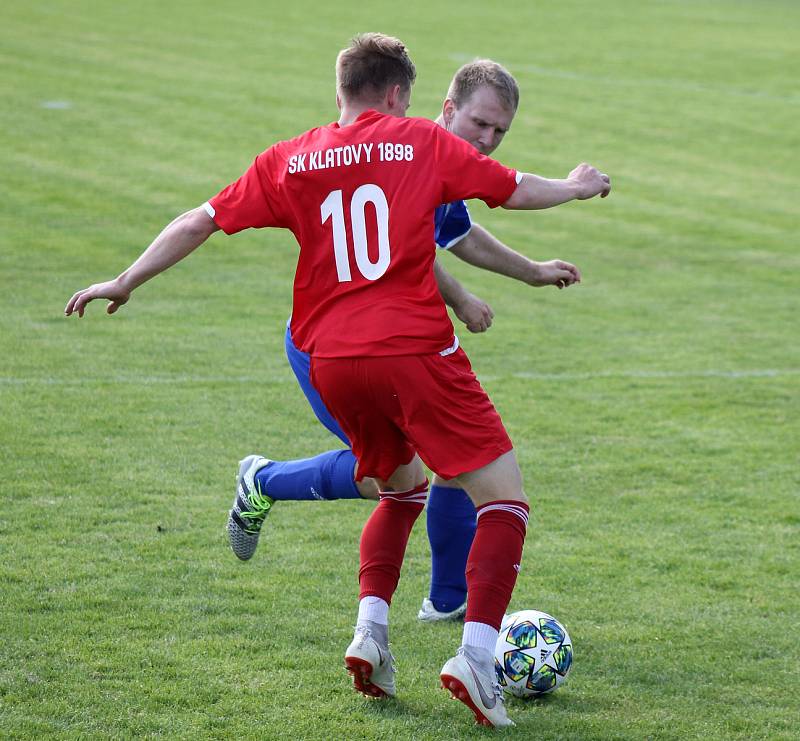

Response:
(284, 323), (350, 446)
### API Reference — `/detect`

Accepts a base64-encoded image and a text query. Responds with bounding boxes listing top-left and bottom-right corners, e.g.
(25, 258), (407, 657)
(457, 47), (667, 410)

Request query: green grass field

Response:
(1, 0), (798, 738)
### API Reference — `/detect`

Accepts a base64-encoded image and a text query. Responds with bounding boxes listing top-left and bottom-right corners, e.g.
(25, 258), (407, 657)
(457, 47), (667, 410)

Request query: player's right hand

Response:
(569, 163), (611, 200)
(65, 278), (131, 318)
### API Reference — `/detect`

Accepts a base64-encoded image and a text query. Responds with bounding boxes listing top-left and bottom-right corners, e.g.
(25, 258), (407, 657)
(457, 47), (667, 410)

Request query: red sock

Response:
(465, 500), (529, 629)
(358, 482), (428, 603)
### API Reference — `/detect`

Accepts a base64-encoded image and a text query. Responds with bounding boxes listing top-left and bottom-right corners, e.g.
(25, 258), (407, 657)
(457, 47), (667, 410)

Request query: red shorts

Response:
(309, 348), (513, 481)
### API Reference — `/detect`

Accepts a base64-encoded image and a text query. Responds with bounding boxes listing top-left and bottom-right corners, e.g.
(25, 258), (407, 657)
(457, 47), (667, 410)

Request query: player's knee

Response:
(380, 454), (426, 493)
(356, 477), (380, 500)
(503, 489), (528, 505)
(485, 488), (527, 506)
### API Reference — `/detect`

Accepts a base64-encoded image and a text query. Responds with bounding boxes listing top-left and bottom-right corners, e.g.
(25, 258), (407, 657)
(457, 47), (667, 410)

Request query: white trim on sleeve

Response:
(202, 201), (216, 218)
(514, 170), (523, 185)
(437, 201), (472, 250)
(439, 229), (471, 250)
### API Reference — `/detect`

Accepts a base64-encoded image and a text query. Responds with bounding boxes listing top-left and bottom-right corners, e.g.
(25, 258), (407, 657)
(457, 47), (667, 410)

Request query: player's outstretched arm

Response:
(433, 258), (494, 333)
(450, 224), (581, 289)
(503, 163), (611, 210)
(65, 206), (220, 317)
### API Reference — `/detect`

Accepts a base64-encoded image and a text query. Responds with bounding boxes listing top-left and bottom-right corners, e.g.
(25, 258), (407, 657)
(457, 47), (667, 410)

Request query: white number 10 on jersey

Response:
(320, 184), (390, 282)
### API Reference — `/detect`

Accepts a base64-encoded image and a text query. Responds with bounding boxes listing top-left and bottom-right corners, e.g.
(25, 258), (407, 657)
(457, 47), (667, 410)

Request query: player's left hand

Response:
(530, 260), (581, 289)
(453, 292), (494, 332)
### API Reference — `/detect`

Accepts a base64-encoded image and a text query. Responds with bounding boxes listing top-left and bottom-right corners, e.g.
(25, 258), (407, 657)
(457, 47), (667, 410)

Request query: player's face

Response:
(444, 85), (515, 156)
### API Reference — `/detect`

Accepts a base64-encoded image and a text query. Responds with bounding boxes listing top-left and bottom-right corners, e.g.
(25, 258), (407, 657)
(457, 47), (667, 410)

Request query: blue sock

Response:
(254, 449), (361, 501)
(426, 485), (476, 612)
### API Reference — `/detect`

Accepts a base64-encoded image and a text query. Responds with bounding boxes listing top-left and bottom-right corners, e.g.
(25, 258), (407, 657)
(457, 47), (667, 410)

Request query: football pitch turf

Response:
(1, 0), (798, 738)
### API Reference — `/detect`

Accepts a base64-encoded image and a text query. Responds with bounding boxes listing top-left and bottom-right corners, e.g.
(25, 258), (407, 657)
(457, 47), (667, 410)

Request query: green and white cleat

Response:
(228, 455), (274, 561)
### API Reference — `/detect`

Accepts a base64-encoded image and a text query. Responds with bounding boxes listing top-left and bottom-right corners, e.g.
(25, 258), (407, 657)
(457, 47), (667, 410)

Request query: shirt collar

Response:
(330, 108), (383, 129)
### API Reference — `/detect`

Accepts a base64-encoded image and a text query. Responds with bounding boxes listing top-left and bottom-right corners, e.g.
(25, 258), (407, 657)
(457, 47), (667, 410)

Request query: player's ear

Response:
(442, 98), (456, 128)
(335, 92), (342, 111)
(386, 84), (402, 110)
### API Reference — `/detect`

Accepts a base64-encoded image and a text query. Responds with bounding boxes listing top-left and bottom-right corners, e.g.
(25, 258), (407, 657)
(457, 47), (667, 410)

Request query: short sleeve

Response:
(432, 126), (518, 208)
(207, 146), (287, 235)
(434, 201), (472, 249)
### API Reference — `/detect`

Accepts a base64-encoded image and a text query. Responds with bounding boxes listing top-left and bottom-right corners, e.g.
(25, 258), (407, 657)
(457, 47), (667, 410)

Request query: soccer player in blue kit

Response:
(228, 60), (584, 622)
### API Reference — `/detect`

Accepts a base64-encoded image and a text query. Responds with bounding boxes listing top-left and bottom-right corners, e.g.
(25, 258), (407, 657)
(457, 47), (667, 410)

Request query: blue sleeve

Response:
(434, 200), (472, 249)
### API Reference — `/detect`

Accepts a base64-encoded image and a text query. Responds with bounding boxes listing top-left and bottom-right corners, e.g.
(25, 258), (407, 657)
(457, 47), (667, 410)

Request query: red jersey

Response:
(207, 110), (518, 357)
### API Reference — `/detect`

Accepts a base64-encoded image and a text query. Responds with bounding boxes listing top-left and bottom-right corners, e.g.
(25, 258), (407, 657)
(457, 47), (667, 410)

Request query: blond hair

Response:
(447, 59), (519, 111)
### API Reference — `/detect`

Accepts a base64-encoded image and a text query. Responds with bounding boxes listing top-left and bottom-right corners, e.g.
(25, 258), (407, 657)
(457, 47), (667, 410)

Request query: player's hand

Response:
(531, 260), (581, 289)
(65, 278), (131, 318)
(568, 163), (611, 200)
(453, 292), (494, 333)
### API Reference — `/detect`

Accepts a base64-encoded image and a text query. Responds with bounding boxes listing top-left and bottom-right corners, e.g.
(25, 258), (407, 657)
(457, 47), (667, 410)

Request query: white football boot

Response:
(440, 646), (514, 728)
(417, 597), (467, 622)
(344, 625), (396, 699)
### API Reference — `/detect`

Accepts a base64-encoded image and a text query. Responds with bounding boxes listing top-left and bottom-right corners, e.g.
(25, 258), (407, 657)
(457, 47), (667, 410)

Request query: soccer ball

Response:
(494, 609), (573, 697)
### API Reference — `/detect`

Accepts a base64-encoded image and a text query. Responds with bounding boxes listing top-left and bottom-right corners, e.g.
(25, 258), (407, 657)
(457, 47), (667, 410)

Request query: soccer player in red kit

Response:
(65, 33), (610, 727)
